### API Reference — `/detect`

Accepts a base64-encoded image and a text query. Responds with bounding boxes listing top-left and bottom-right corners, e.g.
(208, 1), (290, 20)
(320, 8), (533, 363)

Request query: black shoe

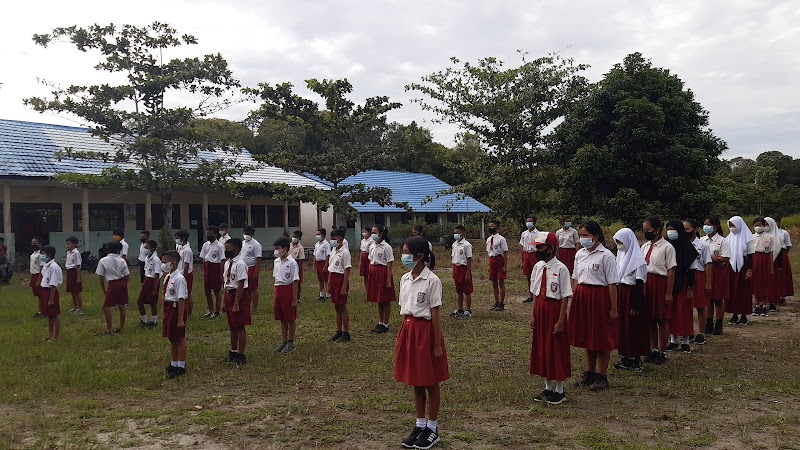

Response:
(589, 374), (609, 392)
(632, 358), (644, 373)
(494, 303), (505, 311)
(769, 304), (778, 312)
(234, 353), (247, 365)
(317, 296), (325, 302)
(729, 315), (739, 325)
(653, 352), (668, 365)
(226, 351), (237, 362)
(523, 297), (534, 304)
(489, 303), (499, 311)
(33, 312), (44, 319)
(713, 319), (724, 335)
(376, 324), (389, 334)
(694, 334), (706, 345)
(534, 389), (553, 402)
(738, 316), (749, 325)
(644, 350), (659, 363)
(330, 331), (343, 342)
(140, 320), (149, 327)
(370, 324), (382, 334)
(680, 344), (692, 353)
(546, 391), (566, 405)
(666, 343), (679, 352)
(760, 309), (769, 317)
(168, 367), (186, 379)
(575, 371), (597, 387)
(412, 427), (440, 450)
(704, 319), (714, 334)
(335, 332), (351, 343)
(165, 364), (176, 374)
(753, 305), (763, 316)
(614, 358), (632, 371)
(401, 427), (424, 449)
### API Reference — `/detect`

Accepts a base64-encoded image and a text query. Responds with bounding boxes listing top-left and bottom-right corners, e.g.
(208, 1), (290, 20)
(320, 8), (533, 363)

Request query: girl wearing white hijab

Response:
(612, 228), (649, 372)
(725, 216), (755, 325)
(764, 217), (783, 313)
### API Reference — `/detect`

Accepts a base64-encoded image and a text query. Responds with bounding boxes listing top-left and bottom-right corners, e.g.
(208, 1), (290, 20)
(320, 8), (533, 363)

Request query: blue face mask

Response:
(401, 253), (416, 269)
(38, 254), (48, 264)
(579, 237), (594, 249)
(175, 239), (181, 246)
(142, 249), (151, 258)
(371, 233), (380, 241)
(666, 230), (679, 241)
(315, 235), (323, 242)
(526, 222), (535, 230)
(564, 222), (572, 228)
(702, 225), (715, 235)
(453, 233), (462, 241)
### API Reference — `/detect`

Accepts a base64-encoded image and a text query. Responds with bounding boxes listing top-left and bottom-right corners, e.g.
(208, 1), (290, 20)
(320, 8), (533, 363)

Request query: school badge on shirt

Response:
(212, 252), (219, 259)
(169, 288), (175, 295)
(550, 282), (559, 294)
(591, 263), (600, 272)
(416, 292), (426, 304)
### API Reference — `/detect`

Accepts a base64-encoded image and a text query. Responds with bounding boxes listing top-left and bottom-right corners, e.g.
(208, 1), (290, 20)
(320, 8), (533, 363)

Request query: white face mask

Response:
(162, 262), (173, 273)
(142, 249), (151, 258)
(754, 226), (765, 234)
(274, 249), (282, 258)
(362, 232), (370, 239)
(243, 234), (252, 242)
(220, 230), (227, 236)
(291, 237), (300, 244)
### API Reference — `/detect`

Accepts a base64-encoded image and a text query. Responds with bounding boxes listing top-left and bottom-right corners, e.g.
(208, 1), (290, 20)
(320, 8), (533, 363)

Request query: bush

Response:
(388, 222), (481, 248)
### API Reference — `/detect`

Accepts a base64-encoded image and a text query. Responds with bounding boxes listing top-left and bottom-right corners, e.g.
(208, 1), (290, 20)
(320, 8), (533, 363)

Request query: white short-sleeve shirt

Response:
(177, 244), (194, 274)
(486, 234), (509, 257)
(119, 239), (129, 259)
(144, 252), (163, 279)
(556, 227), (579, 249)
(200, 240), (225, 263)
(530, 257), (573, 299)
(219, 233), (231, 246)
(398, 267), (443, 320)
(40, 260), (63, 288)
(641, 239), (677, 277)
(451, 239), (473, 266)
(95, 254), (130, 281)
(369, 241), (394, 266)
(519, 230), (538, 253)
(753, 234), (774, 254)
(273, 256), (300, 286)
(65, 248), (82, 270)
(328, 245), (352, 274)
(781, 229), (792, 249)
(138, 242), (147, 262)
(289, 243), (305, 261)
(30, 250), (43, 275)
(223, 256), (249, 290)
(689, 238), (712, 271)
(620, 264), (648, 286)
(163, 271), (188, 302)
(573, 244), (620, 286)
(360, 238), (371, 253)
(314, 240), (331, 262)
(701, 233), (730, 259)
(241, 238), (263, 267)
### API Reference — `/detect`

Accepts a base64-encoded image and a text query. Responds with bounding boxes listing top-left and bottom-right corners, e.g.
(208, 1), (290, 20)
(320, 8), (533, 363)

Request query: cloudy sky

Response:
(1, 0), (797, 159)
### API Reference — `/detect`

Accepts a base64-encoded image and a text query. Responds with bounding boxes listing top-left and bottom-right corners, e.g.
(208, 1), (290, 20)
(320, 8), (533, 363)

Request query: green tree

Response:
(24, 23), (246, 248)
(407, 52), (589, 219)
(550, 52), (727, 222)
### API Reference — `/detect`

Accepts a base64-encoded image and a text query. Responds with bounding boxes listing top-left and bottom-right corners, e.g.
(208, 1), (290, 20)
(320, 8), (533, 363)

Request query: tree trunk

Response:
(159, 192), (175, 253)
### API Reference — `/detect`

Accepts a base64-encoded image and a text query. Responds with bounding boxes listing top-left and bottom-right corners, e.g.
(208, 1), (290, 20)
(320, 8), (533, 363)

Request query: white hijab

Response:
(764, 217), (782, 261)
(726, 216), (754, 272)
(613, 228), (647, 282)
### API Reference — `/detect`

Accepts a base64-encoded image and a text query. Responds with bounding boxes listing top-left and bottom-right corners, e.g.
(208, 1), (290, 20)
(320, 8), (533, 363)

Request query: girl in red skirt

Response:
(556, 217), (579, 275)
(367, 225), (396, 334)
(665, 220), (699, 354)
(773, 215), (794, 304)
(529, 232), (572, 405)
(701, 216), (730, 335)
(394, 236), (447, 449)
(39, 245), (62, 342)
(684, 219), (712, 346)
(750, 217), (774, 317)
(359, 227), (372, 291)
(569, 221), (620, 392)
(726, 216), (755, 325)
(327, 228), (352, 343)
(641, 217), (676, 365)
(765, 217), (784, 313)
(612, 228), (649, 373)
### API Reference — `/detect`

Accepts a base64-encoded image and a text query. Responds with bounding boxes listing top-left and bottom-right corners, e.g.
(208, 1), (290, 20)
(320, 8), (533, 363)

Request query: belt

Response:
(225, 288), (238, 293)
(490, 255), (504, 259)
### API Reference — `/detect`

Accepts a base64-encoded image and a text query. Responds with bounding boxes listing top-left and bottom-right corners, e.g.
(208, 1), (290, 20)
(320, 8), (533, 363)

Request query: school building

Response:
(0, 119), (331, 262)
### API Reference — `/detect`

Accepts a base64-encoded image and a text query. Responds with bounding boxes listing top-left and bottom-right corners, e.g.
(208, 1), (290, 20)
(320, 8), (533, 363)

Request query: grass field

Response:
(1, 244), (799, 449)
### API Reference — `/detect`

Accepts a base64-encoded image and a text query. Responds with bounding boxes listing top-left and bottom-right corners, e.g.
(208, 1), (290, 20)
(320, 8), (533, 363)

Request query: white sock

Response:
(171, 361), (178, 367)
(231, 349), (238, 353)
(320, 291), (325, 297)
(326, 293), (331, 297)
(545, 380), (553, 391)
(141, 315), (147, 322)
(177, 361), (185, 368)
(426, 420), (437, 432)
(669, 335), (678, 344)
(151, 315), (158, 323)
(555, 381), (565, 394)
(415, 418), (426, 428)
(682, 336), (690, 345)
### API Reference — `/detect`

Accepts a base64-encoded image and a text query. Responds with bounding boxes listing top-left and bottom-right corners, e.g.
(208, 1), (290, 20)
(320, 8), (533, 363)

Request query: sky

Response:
(0, 0), (798, 160)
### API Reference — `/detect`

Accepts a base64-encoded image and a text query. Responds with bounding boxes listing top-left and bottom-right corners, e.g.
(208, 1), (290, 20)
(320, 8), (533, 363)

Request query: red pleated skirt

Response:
(617, 284), (651, 357)
(751, 252), (772, 298)
(692, 271), (709, 308)
(645, 273), (671, 320)
(38, 287), (60, 317)
(328, 272), (349, 305)
(530, 297), (571, 380)
(394, 316), (450, 387)
(727, 268), (753, 314)
(359, 252), (370, 277)
(780, 250), (794, 297)
(710, 264), (730, 301)
(669, 287), (694, 337)
(162, 300), (188, 341)
(568, 284), (617, 352)
(367, 264), (395, 303)
(557, 247), (577, 274)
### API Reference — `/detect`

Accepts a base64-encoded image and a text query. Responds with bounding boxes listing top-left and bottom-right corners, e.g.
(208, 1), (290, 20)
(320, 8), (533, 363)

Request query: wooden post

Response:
(82, 187), (90, 251)
(145, 192), (153, 231)
(246, 199), (252, 226)
(283, 201), (289, 236)
(3, 183), (11, 261)
(480, 217), (485, 240)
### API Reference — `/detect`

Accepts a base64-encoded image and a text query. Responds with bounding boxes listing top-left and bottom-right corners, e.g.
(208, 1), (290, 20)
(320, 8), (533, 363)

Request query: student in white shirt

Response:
(96, 240), (131, 334)
(314, 228), (332, 301)
(222, 238), (252, 364)
(367, 225), (397, 333)
(136, 239), (162, 327)
(113, 228), (129, 262)
(137, 230), (151, 284)
(612, 228), (648, 373)
(359, 227), (372, 291)
(519, 216), (539, 303)
(175, 229), (194, 317)
(773, 214), (794, 304)
(486, 220), (509, 311)
(701, 216), (730, 335)
(684, 219), (712, 346)
(412, 225), (436, 270)
(272, 237), (300, 355)
(726, 216), (755, 325)
(39, 245), (63, 342)
(450, 225), (474, 318)
(641, 217), (676, 365)
(218, 223), (231, 246)
(750, 217), (775, 316)
(64, 236), (84, 315)
(199, 225), (225, 319)
(29, 237), (44, 318)
(241, 225), (263, 313)
(289, 230), (306, 302)
(327, 228), (352, 343)
(161, 250), (189, 378)
(556, 217), (580, 275)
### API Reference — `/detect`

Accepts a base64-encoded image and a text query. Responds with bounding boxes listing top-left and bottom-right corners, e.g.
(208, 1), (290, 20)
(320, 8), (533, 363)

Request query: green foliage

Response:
(388, 221), (482, 247)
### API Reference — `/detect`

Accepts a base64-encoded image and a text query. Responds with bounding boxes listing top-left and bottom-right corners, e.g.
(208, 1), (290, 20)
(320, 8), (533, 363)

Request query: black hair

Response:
(219, 223), (229, 229)
(372, 224), (389, 241)
(363, 226), (372, 233)
(273, 236), (291, 249)
(145, 239), (159, 250)
(163, 250), (180, 263)
(773, 214), (783, 223)
(683, 218), (701, 238)
(405, 235), (436, 269)
(243, 225), (255, 235)
(580, 221), (606, 245)
(42, 245), (56, 259)
(293, 230), (303, 238)
(489, 220), (500, 227)
(107, 241), (123, 254)
(412, 224), (425, 234)
(206, 225), (220, 235)
(560, 216), (571, 224)
(176, 229), (189, 240)
(644, 216), (663, 232)
(113, 228), (124, 238)
(317, 228), (327, 237)
(454, 225), (466, 232)
(226, 237), (243, 252)
(753, 217), (765, 226)
(337, 225), (346, 231)
(140, 230), (151, 237)
(331, 228), (345, 238)
(66, 236), (79, 245)
(704, 216), (724, 237)
(32, 236), (43, 245)
(526, 216), (537, 222)
(0, 237), (4, 242)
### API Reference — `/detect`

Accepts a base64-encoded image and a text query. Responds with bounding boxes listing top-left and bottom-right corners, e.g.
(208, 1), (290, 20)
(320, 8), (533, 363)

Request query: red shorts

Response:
(452, 264), (474, 295)
(162, 301), (188, 341)
(66, 268), (83, 294)
(359, 252), (370, 277)
(29, 274), (40, 297)
(137, 277), (159, 307)
(530, 297), (570, 381)
(204, 261), (222, 291)
(367, 264), (396, 303)
(394, 316), (450, 387)
(522, 252), (537, 277)
(328, 272), (349, 305)
(37, 286), (61, 317)
(247, 265), (260, 291)
(273, 284), (297, 322)
(224, 289), (252, 328)
(314, 260), (329, 283)
(488, 256), (507, 281)
(567, 284), (617, 352)
(103, 279), (129, 307)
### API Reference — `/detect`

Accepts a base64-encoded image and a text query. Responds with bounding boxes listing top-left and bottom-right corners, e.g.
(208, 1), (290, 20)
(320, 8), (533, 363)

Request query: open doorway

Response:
(12, 203), (62, 257)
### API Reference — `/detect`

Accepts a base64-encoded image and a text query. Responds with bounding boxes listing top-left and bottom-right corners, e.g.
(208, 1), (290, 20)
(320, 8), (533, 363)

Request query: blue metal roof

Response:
(0, 119), (330, 189)
(330, 170), (491, 213)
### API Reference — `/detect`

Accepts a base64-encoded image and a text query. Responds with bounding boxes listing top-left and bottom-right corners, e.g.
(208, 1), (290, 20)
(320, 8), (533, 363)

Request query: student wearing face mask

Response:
(664, 220), (699, 354)
(96, 241), (131, 334)
(450, 225), (474, 318)
(289, 230), (306, 302)
(569, 221), (619, 392)
(112, 228), (129, 262)
(64, 236), (84, 315)
(700, 217), (730, 335)
(683, 219), (713, 347)
(136, 239), (162, 328)
(764, 217), (783, 313)
(751, 217), (776, 317)
(161, 251), (188, 378)
(726, 216), (755, 325)
(359, 227), (372, 291)
(327, 228), (352, 343)
(241, 226), (264, 314)
(487, 220), (509, 311)
(218, 223), (231, 245)
(175, 230), (194, 318)
(30, 237), (45, 318)
(640, 217), (676, 365)
(138, 230), (151, 284)
(412, 225), (436, 270)
(612, 228), (648, 373)
(222, 238), (251, 364)
(395, 235), (448, 450)
(199, 225), (225, 319)
(772, 214), (793, 306)
(38, 245), (62, 342)
(368, 225), (397, 333)
(556, 217), (579, 275)
(314, 228), (332, 302)
(272, 237), (300, 355)
(520, 216), (539, 304)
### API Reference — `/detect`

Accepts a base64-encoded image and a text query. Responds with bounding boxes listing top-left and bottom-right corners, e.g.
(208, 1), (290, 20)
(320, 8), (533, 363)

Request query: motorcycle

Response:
(0, 254), (12, 284)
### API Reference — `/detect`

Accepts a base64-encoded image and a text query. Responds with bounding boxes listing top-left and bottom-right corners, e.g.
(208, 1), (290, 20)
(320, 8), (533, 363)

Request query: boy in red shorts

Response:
(96, 241), (130, 333)
(222, 238), (251, 365)
(450, 225), (474, 318)
(137, 239), (162, 327)
(327, 228), (352, 342)
(161, 250), (188, 378)
(486, 220), (509, 311)
(273, 236), (300, 354)
(200, 225), (224, 319)
(65, 236), (84, 314)
(39, 245), (62, 342)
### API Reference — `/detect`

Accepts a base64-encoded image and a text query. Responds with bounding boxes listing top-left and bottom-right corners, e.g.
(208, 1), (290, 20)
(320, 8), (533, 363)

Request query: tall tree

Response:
(245, 78), (402, 224)
(550, 52), (727, 225)
(24, 23), (246, 244)
(407, 52), (589, 219)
